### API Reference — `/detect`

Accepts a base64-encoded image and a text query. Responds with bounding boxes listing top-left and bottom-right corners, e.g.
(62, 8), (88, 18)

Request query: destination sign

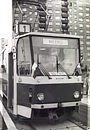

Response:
(43, 38), (68, 46)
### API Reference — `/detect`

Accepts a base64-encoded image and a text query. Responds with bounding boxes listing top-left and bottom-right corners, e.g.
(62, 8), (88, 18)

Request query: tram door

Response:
(8, 52), (13, 109)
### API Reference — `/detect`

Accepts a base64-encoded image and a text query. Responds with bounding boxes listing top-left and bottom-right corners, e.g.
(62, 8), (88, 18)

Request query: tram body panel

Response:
(17, 82), (82, 105)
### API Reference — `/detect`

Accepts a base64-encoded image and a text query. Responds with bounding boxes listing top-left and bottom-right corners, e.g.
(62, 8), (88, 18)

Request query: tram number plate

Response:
(18, 23), (31, 34)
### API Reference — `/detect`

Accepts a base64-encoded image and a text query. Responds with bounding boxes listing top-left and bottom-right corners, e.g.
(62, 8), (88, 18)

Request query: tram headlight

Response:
(37, 93), (44, 101)
(73, 91), (80, 98)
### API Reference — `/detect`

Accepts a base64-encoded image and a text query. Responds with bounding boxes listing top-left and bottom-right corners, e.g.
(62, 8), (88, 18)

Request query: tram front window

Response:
(32, 36), (79, 76)
(17, 36), (31, 76)
(17, 35), (79, 76)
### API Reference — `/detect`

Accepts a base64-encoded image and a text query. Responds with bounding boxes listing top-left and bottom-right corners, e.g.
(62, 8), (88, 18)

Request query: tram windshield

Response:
(17, 35), (79, 76)
(32, 36), (79, 76)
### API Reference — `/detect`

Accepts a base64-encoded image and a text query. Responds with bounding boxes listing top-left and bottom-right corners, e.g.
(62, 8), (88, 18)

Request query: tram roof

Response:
(16, 32), (82, 39)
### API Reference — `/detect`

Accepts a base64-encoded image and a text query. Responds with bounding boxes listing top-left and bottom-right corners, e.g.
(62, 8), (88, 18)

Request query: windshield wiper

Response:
(58, 62), (71, 79)
(56, 56), (70, 79)
(38, 63), (51, 79)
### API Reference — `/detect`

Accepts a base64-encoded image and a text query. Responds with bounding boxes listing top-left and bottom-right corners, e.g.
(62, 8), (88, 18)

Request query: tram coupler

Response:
(48, 112), (58, 120)
(75, 106), (79, 112)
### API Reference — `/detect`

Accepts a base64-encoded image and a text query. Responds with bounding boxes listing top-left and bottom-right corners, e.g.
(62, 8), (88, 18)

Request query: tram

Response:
(1, 32), (83, 119)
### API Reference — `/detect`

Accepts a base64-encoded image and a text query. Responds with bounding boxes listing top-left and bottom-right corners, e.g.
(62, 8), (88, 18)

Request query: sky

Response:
(0, 0), (12, 41)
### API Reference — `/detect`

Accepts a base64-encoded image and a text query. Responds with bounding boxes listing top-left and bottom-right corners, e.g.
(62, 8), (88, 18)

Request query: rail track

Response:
(13, 118), (85, 130)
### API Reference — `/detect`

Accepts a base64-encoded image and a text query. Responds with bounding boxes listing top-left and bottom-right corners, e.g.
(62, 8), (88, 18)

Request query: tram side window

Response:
(17, 36), (31, 76)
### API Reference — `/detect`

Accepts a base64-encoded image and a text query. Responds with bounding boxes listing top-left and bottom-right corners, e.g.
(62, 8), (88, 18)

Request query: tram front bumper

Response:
(31, 101), (80, 109)
(17, 101), (80, 118)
